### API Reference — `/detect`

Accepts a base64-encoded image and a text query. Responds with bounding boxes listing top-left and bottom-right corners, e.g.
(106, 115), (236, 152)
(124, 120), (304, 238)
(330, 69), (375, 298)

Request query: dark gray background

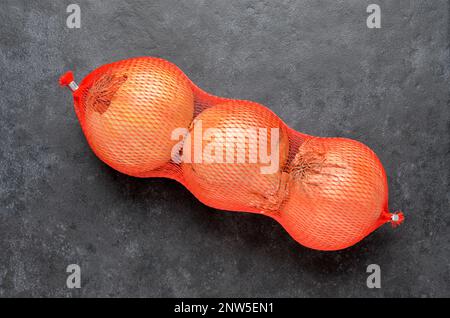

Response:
(0, 0), (448, 297)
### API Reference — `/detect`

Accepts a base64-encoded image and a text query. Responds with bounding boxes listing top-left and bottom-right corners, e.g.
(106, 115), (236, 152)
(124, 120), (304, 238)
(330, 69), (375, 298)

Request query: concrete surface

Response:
(0, 0), (448, 297)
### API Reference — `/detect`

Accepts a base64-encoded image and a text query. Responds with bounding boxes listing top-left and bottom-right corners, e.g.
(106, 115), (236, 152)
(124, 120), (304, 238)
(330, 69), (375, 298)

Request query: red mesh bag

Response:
(60, 56), (404, 251)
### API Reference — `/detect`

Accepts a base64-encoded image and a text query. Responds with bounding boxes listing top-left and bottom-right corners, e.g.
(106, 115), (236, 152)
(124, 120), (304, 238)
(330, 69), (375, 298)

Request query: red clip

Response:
(59, 71), (79, 92)
(381, 211), (404, 228)
(59, 71), (74, 87)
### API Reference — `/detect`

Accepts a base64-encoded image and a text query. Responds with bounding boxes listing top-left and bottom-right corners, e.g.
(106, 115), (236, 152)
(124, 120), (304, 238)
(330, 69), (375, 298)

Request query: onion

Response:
(83, 57), (194, 177)
(279, 137), (388, 250)
(181, 101), (290, 213)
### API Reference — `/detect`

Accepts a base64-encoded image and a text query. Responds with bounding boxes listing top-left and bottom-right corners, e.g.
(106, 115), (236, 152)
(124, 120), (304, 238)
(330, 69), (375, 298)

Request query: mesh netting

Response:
(60, 56), (403, 251)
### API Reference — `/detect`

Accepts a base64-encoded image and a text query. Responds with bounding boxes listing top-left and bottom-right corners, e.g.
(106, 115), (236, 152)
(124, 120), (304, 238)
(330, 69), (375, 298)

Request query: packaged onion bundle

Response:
(60, 56), (404, 251)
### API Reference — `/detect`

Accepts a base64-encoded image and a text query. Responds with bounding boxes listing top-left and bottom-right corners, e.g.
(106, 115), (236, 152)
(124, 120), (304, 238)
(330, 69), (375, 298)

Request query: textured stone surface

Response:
(0, 0), (448, 297)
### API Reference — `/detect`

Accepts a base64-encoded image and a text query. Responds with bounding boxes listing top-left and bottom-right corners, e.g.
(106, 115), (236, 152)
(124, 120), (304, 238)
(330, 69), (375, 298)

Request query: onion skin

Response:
(181, 101), (290, 213)
(83, 57), (194, 177)
(279, 137), (388, 251)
